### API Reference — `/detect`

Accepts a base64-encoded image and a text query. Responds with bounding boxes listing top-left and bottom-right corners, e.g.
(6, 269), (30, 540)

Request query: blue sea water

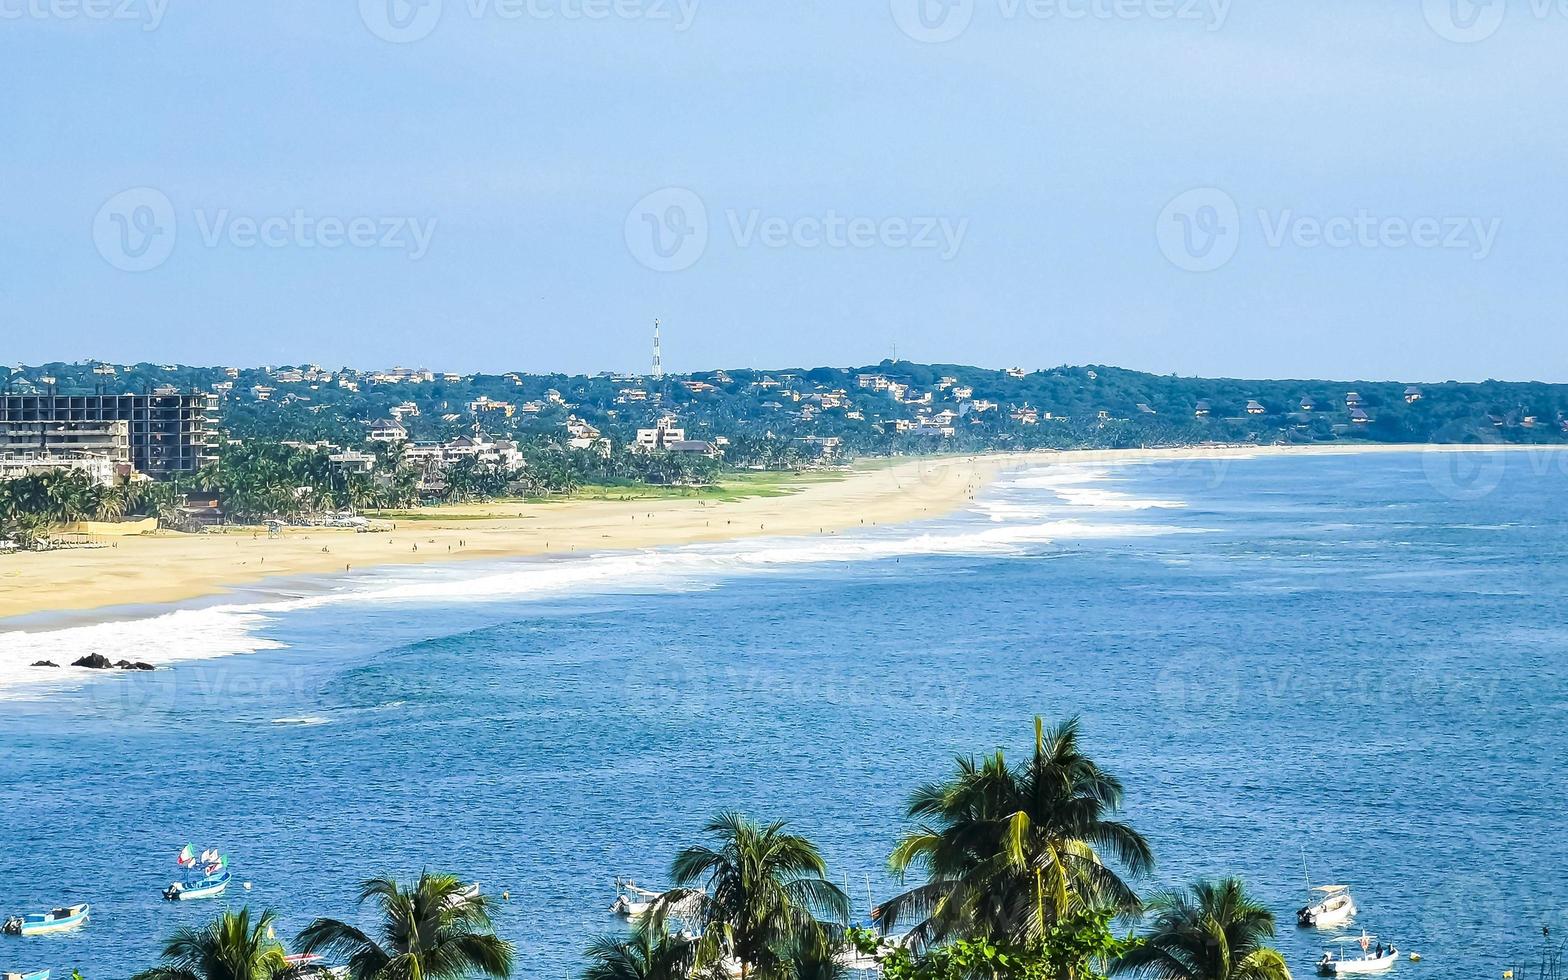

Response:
(1, 449), (1566, 979)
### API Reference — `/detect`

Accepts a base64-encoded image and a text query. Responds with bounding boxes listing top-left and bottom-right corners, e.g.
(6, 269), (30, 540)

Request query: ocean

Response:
(1, 449), (1565, 979)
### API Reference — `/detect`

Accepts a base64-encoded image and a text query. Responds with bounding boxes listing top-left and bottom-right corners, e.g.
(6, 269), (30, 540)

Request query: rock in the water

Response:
(71, 653), (114, 669)
(31, 660), (59, 668)
(122, 661), (156, 671)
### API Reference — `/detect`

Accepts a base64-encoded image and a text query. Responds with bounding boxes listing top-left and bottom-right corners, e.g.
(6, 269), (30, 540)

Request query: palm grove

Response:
(124, 718), (1293, 980)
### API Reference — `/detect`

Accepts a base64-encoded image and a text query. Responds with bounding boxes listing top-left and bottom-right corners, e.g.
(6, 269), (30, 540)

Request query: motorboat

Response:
(3, 971), (51, 980)
(1299, 884), (1356, 927)
(166, 845), (232, 900)
(283, 954), (349, 979)
(611, 879), (663, 918)
(2, 904), (89, 936)
(1317, 932), (1398, 975)
(164, 869), (231, 901)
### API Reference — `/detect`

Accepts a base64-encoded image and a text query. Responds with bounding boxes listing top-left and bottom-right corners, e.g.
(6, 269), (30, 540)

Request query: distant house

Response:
(368, 419), (408, 443)
(667, 440), (722, 458)
(1350, 408), (1372, 424)
(1136, 403), (1157, 415)
(1246, 400), (1266, 415)
(1345, 391), (1363, 408)
(1299, 396), (1315, 412)
(1404, 386), (1423, 403)
(328, 451), (376, 474)
(1194, 400), (1212, 418)
(1004, 367), (1026, 379)
(636, 422), (686, 450)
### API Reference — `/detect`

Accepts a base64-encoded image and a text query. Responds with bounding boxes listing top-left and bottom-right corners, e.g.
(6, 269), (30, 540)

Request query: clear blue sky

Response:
(3, 1), (1565, 381)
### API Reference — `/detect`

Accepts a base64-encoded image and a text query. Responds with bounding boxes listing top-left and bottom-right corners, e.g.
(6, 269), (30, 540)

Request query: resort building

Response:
(636, 421), (686, 450)
(368, 419), (408, 443)
(0, 453), (121, 486)
(0, 392), (218, 478)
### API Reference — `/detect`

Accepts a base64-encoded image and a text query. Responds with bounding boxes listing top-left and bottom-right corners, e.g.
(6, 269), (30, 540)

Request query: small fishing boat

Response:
(2, 904), (90, 936)
(611, 879), (663, 918)
(1299, 884), (1357, 928)
(1317, 932), (1399, 975)
(166, 846), (232, 901)
(3, 971), (51, 980)
(165, 869), (231, 901)
(283, 954), (349, 979)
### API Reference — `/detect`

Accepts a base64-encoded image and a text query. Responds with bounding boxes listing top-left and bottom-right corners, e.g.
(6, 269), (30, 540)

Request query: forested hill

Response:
(9, 360), (1568, 453)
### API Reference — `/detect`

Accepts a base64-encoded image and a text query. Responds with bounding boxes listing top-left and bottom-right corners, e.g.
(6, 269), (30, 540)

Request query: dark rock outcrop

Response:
(121, 661), (156, 671)
(31, 660), (59, 668)
(71, 653), (114, 669)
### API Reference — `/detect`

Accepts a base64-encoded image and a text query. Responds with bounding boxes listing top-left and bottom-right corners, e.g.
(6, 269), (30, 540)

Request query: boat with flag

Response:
(164, 845), (232, 901)
(2, 904), (89, 936)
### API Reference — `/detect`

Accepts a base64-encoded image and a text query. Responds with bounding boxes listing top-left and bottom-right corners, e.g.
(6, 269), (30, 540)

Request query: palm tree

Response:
(581, 922), (697, 980)
(876, 716), (1153, 949)
(294, 873), (514, 980)
(132, 907), (292, 980)
(649, 812), (850, 980)
(1114, 878), (1292, 980)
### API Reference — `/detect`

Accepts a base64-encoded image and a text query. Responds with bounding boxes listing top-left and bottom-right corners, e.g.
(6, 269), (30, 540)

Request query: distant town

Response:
(3, 347), (1567, 548)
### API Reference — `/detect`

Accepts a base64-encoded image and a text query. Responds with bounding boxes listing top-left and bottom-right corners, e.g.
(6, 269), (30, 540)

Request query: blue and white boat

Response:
(2, 904), (89, 936)
(164, 846), (232, 901)
(3, 970), (52, 980)
(164, 868), (231, 901)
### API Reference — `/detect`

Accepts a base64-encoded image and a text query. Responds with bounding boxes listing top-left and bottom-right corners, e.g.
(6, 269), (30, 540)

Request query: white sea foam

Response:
(0, 464), (1195, 696)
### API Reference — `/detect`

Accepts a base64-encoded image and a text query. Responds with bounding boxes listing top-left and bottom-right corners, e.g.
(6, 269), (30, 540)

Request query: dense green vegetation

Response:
(118, 718), (1291, 980)
(12, 359), (1568, 454)
(0, 469), (174, 548)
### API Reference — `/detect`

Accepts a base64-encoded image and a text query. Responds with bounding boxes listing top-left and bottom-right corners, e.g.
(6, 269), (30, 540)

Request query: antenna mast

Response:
(652, 318), (664, 380)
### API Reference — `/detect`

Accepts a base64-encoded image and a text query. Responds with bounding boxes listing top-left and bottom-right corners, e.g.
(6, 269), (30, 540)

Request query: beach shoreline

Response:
(0, 442), (1554, 624)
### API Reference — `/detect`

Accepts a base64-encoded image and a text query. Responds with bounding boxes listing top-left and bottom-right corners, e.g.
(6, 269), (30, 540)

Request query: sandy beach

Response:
(0, 442), (1542, 622)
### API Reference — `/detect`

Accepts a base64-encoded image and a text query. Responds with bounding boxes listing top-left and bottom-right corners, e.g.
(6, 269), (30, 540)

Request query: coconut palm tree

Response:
(1114, 878), (1292, 980)
(581, 922), (698, 980)
(131, 907), (292, 980)
(294, 873), (514, 980)
(876, 716), (1153, 949)
(649, 812), (850, 980)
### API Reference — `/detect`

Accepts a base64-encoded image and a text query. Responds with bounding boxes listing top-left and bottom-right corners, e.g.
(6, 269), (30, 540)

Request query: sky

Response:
(2, 0), (1566, 381)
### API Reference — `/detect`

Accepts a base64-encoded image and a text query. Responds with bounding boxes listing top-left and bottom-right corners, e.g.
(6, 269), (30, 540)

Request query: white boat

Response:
(165, 870), (231, 901)
(1317, 932), (1398, 975)
(1298, 884), (1356, 927)
(284, 953), (350, 979)
(610, 879), (663, 918)
(2, 904), (89, 936)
